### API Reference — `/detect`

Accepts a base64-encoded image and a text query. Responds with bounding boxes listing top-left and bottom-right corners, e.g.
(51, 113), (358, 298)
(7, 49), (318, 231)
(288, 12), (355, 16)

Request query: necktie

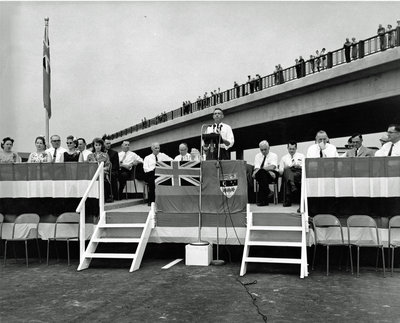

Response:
(388, 143), (394, 156)
(181, 156), (183, 161)
(260, 155), (266, 169)
(121, 151), (127, 163)
(319, 149), (323, 158)
(291, 157), (295, 166)
(78, 151), (84, 162)
(53, 148), (57, 162)
(155, 154), (158, 162)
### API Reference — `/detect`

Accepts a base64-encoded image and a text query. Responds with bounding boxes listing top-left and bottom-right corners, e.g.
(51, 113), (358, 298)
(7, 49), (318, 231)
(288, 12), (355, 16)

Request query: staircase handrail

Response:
(76, 161), (104, 265)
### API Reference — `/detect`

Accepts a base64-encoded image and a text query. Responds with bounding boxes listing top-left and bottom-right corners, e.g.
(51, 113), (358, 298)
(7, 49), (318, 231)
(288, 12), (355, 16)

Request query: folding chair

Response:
(254, 177), (279, 205)
(389, 215), (400, 276)
(347, 215), (385, 277)
(0, 213), (4, 256)
(312, 214), (345, 275)
(47, 212), (80, 266)
(4, 213), (41, 267)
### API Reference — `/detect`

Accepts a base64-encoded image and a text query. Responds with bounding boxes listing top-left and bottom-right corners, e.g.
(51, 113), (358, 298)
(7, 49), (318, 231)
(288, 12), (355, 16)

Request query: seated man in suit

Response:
(307, 130), (339, 158)
(279, 141), (305, 207)
(118, 141), (144, 199)
(174, 143), (191, 161)
(252, 140), (278, 206)
(345, 133), (374, 157)
(143, 142), (172, 206)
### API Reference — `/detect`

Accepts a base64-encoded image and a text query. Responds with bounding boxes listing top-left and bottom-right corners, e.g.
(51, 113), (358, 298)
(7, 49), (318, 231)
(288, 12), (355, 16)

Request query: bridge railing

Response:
(109, 28), (399, 141)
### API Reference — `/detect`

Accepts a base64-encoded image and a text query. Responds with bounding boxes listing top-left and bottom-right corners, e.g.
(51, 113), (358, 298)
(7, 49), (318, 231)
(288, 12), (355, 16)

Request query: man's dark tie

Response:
(260, 155), (266, 169)
(53, 148), (57, 162)
(388, 143), (394, 156)
(319, 149), (323, 158)
(155, 154), (158, 162)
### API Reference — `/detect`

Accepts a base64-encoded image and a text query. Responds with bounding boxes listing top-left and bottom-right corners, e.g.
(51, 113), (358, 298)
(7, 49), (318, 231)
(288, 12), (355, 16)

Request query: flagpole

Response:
(43, 17), (51, 145)
(45, 109), (49, 145)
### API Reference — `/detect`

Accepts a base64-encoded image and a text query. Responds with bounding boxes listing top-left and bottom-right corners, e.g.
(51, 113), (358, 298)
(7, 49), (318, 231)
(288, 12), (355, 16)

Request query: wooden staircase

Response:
(78, 204), (155, 272)
(240, 204), (309, 278)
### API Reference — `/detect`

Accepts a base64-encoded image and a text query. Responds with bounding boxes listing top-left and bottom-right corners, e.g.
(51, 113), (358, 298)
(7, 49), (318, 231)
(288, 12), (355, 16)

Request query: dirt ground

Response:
(1, 244), (400, 323)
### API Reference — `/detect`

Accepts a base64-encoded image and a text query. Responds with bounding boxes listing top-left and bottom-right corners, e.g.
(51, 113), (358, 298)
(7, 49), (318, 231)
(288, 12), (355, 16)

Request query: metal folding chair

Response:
(389, 215), (400, 276)
(312, 214), (345, 275)
(3, 213), (41, 267)
(47, 212), (80, 266)
(347, 215), (385, 277)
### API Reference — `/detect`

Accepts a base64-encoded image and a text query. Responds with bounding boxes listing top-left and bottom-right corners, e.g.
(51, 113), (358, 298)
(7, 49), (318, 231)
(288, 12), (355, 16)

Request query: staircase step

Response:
(91, 238), (141, 243)
(247, 241), (302, 247)
(249, 225), (302, 231)
(85, 253), (136, 259)
(244, 257), (302, 264)
(98, 223), (145, 228)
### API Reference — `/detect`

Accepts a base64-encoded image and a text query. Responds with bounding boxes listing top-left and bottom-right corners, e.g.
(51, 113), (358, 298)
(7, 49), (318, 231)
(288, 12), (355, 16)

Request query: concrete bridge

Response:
(112, 47), (400, 158)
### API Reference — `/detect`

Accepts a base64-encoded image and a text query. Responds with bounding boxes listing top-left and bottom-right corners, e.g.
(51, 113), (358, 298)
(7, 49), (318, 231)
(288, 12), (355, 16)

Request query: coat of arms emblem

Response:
(219, 173), (238, 198)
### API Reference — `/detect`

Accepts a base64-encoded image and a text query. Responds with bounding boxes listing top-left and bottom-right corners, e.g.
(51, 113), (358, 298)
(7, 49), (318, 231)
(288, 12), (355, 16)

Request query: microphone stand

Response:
(211, 125), (225, 266)
(191, 124), (210, 246)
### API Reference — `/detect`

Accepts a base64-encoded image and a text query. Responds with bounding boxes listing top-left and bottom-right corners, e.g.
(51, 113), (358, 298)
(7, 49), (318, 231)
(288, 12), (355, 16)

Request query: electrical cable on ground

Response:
(236, 279), (268, 322)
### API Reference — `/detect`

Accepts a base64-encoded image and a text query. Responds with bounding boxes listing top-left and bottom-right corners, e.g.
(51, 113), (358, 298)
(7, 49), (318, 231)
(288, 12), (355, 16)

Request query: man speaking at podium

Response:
(203, 108), (234, 160)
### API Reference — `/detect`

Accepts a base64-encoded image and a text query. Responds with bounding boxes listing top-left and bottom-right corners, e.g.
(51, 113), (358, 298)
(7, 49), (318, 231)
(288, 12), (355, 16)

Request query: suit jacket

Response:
(345, 145), (375, 157)
(107, 149), (120, 172)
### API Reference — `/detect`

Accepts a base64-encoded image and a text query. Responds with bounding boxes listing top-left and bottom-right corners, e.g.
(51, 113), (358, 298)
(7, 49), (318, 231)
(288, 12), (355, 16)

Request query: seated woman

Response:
(60, 135), (80, 162)
(0, 137), (21, 163)
(28, 136), (51, 163)
(87, 137), (112, 202)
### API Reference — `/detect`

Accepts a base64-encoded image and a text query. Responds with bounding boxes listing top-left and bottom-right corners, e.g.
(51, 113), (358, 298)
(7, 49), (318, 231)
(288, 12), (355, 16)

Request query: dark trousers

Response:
(255, 169), (276, 203)
(110, 170), (118, 200)
(282, 167), (302, 203)
(118, 168), (132, 198)
(145, 170), (156, 203)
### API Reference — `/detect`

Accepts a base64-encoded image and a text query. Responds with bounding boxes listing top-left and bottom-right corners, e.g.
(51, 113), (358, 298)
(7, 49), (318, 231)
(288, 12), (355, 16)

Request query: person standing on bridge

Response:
(377, 24), (386, 51)
(343, 38), (352, 63)
(203, 108), (234, 160)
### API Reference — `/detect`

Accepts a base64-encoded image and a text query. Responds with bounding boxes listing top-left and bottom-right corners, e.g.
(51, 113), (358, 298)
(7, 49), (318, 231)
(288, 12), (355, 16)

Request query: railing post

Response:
(79, 208), (85, 264)
(99, 164), (104, 217)
(358, 40), (365, 58)
(327, 51), (333, 68)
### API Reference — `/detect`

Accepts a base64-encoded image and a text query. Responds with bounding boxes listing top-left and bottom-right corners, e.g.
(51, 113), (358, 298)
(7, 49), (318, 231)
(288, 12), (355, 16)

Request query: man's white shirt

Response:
(306, 143), (339, 158)
(119, 151), (143, 170)
(143, 153), (172, 173)
(254, 152), (278, 170)
(46, 147), (67, 162)
(375, 141), (400, 156)
(279, 152), (305, 175)
(206, 122), (234, 150)
(174, 153), (191, 161)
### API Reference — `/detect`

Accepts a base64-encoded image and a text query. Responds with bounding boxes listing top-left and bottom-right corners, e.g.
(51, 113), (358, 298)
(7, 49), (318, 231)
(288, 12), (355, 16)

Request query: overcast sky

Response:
(1, 1), (399, 154)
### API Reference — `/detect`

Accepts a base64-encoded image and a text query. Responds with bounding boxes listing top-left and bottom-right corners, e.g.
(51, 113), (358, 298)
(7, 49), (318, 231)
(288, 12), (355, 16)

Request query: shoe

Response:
(283, 202), (292, 207)
(297, 208), (301, 213)
(257, 202), (268, 206)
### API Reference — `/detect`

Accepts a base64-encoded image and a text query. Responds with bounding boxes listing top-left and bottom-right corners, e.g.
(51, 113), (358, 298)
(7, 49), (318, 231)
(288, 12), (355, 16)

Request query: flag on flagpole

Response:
(43, 17), (51, 119)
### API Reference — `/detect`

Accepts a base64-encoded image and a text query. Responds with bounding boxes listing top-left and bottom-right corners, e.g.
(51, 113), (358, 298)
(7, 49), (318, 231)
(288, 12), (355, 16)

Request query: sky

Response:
(1, 1), (399, 156)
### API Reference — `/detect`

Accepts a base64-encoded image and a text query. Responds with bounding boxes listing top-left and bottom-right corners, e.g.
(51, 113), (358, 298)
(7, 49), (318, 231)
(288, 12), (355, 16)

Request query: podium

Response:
(203, 133), (221, 160)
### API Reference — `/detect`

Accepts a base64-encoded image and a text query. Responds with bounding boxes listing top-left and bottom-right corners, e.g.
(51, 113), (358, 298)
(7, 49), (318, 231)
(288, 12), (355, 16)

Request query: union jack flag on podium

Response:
(155, 161), (201, 213)
(155, 161), (200, 186)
